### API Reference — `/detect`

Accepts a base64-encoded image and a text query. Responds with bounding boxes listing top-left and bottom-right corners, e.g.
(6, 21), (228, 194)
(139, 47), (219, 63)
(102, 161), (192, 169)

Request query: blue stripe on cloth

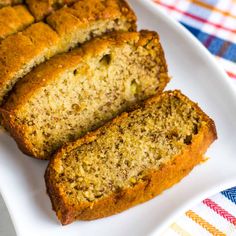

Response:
(224, 44), (236, 62)
(180, 22), (236, 63)
(207, 37), (225, 55)
(221, 187), (236, 204)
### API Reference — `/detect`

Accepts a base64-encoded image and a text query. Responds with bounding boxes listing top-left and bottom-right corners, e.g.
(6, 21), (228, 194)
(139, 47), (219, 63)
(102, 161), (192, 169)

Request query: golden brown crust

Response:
(46, 0), (137, 36)
(0, 109), (35, 157)
(45, 90), (217, 225)
(25, 0), (78, 21)
(0, 5), (34, 40)
(0, 30), (168, 160)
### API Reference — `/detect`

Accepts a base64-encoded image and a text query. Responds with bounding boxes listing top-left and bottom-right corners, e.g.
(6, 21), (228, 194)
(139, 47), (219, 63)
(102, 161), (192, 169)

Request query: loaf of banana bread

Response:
(45, 90), (217, 225)
(0, 0), (136, 104)
(1, 30), (169, 159)
(0, 5), (34, 40)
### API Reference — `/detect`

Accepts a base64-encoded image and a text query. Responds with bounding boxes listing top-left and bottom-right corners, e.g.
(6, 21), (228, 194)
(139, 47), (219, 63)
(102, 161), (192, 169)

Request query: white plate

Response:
(1, 0), (236, 235)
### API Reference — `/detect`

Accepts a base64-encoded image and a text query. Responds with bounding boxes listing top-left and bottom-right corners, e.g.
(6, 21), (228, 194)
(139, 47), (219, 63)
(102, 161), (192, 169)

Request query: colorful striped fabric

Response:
(154, 0), (236, 82)
(151, 0), (236, 235)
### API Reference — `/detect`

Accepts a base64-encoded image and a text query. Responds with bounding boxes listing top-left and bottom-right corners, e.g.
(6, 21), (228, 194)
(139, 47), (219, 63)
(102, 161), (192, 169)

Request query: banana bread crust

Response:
(25, 0), (78, 21)
(0, 5), (34, 40)
(0, 30), (169, 159)
(45, 91), (217, 225)
(46, 0), (137, 37)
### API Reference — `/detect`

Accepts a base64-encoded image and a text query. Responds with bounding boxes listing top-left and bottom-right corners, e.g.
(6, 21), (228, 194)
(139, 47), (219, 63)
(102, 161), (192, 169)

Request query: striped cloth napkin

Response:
(151, 0), (236, 235)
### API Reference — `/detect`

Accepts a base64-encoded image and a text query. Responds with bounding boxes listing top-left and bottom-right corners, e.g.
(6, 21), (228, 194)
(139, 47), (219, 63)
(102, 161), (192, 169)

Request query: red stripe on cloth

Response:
(203, 198), (236, 225)
(154, 1), (236, 33)
(227, 71), (236, 80)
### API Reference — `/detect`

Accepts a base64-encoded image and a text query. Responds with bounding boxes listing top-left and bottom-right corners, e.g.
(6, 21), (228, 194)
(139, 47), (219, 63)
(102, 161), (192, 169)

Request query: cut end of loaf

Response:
(1, 30), (169, 159)
(45, 90), (217, 225)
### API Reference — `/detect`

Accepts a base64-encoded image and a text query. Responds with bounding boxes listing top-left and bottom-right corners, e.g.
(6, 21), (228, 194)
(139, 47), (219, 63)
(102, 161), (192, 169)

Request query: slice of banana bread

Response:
(0, 0), (22, 8)
(45, 90), (217, 225)
(0, 0), (136, 104)
(1, 30), (169, 160)
(25, 0), (78, 21)
(0, 5), (34, 40)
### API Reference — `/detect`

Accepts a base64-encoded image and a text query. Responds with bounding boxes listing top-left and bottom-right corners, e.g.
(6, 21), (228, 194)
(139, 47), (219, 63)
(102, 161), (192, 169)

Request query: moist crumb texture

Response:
(1, 30), (169, 159)
(0, 0), (136, 105)
(45, 90), (217, 225)
(56, 93), (201, 201)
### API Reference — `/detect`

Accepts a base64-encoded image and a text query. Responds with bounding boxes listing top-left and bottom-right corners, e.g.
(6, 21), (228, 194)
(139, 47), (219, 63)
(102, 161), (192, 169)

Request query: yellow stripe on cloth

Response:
(186, 210), (226, 236)
(170, 223), (192, 236)
(188, 0), (236, 20)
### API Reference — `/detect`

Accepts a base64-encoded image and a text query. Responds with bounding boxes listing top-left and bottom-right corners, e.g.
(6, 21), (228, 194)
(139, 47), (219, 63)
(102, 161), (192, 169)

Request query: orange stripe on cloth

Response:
(188, 0), (236, 20)
(170, 223), (192, 236)
(185, 210), (226, 235)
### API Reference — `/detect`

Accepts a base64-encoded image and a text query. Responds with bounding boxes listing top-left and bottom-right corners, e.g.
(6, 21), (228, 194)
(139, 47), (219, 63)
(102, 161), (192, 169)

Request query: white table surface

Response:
(0, 194), (16, 236)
